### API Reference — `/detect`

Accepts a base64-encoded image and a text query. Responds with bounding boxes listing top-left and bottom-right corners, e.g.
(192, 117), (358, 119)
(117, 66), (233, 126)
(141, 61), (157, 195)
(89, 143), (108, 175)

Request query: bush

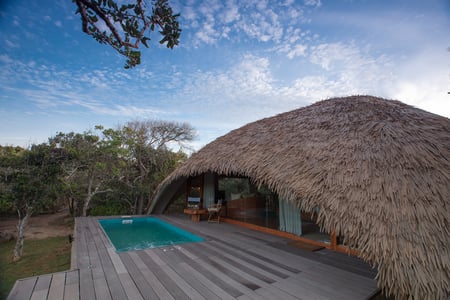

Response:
(0, 197), (14, 216)
(89, 202), (128, 216)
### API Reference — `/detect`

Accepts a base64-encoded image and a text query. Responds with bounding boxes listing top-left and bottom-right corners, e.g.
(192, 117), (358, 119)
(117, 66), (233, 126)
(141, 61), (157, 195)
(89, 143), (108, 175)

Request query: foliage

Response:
(102, 120), (193, 214)
(49, 130), (118, 217)
(1, 120), (194, 222)
(47, 120), (194, 216)
(0, 120), (193, 260)
(0, 237), (71, 299)
(0, 144), (65, 261)
(10, 144), (64, 214)
(73, 0), (181, 68)
(0, 195), (15, 215)
(89, 201), (128, 216)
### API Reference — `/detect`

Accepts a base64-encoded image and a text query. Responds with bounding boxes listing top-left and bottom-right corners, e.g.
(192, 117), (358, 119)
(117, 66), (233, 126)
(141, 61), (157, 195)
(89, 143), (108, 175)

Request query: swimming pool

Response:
(99, 217), (204, 252)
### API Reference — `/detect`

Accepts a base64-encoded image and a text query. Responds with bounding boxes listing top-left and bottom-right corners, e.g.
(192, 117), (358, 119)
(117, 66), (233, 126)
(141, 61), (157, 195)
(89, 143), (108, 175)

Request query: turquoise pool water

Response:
(99, 217), (204, 252)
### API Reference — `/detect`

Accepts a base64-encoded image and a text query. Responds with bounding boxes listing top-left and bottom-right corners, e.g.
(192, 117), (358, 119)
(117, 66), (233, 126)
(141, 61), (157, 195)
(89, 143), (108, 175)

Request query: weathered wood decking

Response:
(8, 215), (380, 300)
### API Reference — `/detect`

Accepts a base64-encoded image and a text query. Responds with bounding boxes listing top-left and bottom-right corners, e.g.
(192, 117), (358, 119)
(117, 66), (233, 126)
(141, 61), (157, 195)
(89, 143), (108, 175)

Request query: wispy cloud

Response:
(304, 0), (321, 8)
(1, 0), (448, 149)
(180, 0), (311, 47)
(0, 55), (168, 119)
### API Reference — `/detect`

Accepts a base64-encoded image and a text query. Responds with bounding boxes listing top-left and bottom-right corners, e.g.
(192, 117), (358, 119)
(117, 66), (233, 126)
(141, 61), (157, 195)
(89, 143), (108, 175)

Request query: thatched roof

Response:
(151, 95), (450, 299)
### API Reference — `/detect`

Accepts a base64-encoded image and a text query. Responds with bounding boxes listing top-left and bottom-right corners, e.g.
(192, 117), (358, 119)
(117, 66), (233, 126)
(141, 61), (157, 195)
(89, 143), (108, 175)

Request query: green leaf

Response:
(141, 37), (150, 48)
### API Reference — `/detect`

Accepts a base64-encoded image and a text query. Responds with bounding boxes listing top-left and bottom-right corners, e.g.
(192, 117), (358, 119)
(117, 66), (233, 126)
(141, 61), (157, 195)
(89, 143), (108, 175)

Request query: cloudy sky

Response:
(1, 0), (449, 150)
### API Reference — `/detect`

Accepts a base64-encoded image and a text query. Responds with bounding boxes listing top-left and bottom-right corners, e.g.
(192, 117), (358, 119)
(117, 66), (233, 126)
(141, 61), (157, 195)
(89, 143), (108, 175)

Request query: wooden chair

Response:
(207, 200), (223, 223)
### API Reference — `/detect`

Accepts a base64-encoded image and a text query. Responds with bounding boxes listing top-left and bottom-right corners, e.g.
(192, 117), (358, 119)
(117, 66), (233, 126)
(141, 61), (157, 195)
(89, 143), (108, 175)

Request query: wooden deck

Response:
(8, 215), (380, 300)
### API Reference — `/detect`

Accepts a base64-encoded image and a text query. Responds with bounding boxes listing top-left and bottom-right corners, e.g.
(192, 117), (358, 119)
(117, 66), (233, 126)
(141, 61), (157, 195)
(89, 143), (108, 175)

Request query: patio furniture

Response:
(207, 200), (223, 223)
(183, 208), (207, 222)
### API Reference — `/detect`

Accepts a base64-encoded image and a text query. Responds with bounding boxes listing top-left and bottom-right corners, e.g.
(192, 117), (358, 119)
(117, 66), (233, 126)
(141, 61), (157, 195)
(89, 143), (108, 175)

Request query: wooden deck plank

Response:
(30, 289), (47, 300)
(209, 233), (302, 274)
(29, 275), (51, 300)
(33, 274), (51, 292)
(146, 249), (206, 300)
(200, 244), (300, 300)
(92, 218), (112, 247)
(178, 261), (237, 300)
(63, 270), (79, 300)
(105, 244), (145, 300)
(47, 272), (65, 300)
(164, 216), (379, 299)
(294, 266), (378, 298)
(84, 218), (122, 300)
(75, 217), (93, 300)
(166, 245), (244, 298)
(182, 243), (269, 300)
(268, 242), (377, 279)
(86, 232), (107, 282)
(8, 215), (380, 300)
(201, 242), (277, 284)
(184, 243), (261, 291)
(160, 263), (207, 300)
(208, 240), (293, 279)
(272, 277), (331, 300)
(63, 284), (79, 300)
(210, 255), (299, 300)
(139, 249), (191, 300)
(128, 251), (175, 300)
(64, 270), (78, 285)
(215, 231), (325, 273)
(78, 268), (95, 300)
(75, 218), (91, 269)
(290, 256), (377, 290)
(220, 228), (378, 299)
(119, 252), (158, 300)
(106, 247), (127, 274)
(154, 247), (222, 300)
(93, 277), (112, 300)
(94, 248), (128, 300)
(11, 278), (28, 300)
(117, 273), (144, 300)
(85, 218), (127, 300)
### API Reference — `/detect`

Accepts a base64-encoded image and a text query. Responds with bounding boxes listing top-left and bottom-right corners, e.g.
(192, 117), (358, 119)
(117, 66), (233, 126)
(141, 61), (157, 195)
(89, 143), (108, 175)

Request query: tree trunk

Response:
(13, 209), (31, 262)
(137, 194), (144, 215)
(67, 196), (75, 217)
(82, 178), (110, 217)
(136, 160), (146, 215)
(82, 177), (94, 217)
(82, 194), (92, 217)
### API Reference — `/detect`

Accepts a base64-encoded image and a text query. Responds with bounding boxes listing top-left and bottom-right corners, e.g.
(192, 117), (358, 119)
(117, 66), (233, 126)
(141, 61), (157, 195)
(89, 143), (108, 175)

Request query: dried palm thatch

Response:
(151, 95), (450, 299)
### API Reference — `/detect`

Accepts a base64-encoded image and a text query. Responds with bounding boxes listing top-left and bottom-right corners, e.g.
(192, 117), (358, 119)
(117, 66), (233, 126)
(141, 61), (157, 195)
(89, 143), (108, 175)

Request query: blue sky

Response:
(1, 0), (449, 150)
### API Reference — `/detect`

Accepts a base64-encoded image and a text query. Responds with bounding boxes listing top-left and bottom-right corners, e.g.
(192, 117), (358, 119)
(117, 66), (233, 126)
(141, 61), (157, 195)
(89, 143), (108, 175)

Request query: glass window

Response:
(218, 177), (279, 229)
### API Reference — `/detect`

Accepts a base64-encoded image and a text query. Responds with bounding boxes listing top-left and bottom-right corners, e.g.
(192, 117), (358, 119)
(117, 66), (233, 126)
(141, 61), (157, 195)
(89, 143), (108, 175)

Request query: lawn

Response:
(0, 236), (71, 299)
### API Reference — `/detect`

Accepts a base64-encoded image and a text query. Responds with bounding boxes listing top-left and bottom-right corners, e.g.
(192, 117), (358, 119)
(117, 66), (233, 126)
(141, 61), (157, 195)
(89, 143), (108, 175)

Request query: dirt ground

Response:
(0, 210), (73, 240)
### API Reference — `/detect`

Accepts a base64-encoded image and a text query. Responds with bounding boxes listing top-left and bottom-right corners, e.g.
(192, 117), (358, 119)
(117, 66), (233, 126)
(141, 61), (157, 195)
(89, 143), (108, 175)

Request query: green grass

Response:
(0, 236), (71, 299)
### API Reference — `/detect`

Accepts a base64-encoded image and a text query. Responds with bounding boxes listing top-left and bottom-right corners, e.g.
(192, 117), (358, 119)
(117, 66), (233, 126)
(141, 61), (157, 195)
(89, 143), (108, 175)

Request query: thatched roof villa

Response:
(150, 95), (450, 299)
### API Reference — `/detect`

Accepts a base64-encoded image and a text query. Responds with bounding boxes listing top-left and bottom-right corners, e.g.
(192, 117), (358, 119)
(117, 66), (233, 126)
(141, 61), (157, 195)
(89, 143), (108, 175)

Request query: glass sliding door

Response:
(218, 176), (279, 229)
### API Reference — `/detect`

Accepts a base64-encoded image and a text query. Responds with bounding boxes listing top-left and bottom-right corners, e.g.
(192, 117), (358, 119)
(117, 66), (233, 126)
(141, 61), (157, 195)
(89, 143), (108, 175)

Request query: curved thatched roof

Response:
(151, 95), (450, 299)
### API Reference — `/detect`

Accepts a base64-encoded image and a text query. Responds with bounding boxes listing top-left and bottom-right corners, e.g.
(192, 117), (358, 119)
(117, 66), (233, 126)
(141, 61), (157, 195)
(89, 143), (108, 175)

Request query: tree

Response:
(104, 120), (194, 214)
(50, 130), (119, 217)
(0, 144), (63, 261)
(73, 0), (181, 68)
(0, 146), (25, 216)
(48, 121), (194, 217)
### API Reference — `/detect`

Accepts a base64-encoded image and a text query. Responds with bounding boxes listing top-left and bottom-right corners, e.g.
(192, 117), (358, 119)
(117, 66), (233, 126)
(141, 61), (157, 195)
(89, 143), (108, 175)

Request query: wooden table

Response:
(183, 208), (207, 222)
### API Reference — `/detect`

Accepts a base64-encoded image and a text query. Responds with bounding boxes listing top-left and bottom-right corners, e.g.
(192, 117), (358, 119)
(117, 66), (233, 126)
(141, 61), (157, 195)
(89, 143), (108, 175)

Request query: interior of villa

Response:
(183, 173), (335, 248)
